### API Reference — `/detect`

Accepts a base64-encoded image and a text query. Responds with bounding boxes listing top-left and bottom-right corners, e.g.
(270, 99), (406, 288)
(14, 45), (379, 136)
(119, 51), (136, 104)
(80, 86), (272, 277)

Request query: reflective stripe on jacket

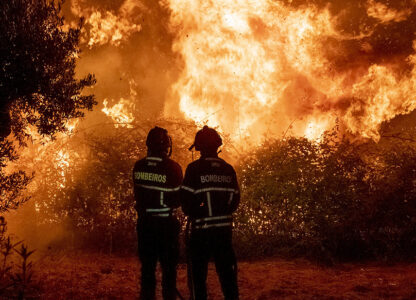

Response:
(181, 156), (240, 229)
(133, 156), (183, 218)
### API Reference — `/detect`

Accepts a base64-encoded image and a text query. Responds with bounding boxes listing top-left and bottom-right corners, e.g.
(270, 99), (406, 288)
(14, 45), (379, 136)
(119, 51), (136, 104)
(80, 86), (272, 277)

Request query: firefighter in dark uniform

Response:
(133, 126), (183, 300)
(181, 126), (240, 300)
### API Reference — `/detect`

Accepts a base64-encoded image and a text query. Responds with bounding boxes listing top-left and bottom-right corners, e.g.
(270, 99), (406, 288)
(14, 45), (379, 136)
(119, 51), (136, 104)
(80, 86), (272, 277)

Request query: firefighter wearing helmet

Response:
(181, 126), (240, 300)
(133, 126), (183, 300)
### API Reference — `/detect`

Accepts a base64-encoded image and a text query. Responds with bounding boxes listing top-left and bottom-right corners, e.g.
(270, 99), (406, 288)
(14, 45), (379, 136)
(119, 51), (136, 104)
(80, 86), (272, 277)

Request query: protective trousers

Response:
(187, 227), (239, 300)
(137, 218), (180, 300)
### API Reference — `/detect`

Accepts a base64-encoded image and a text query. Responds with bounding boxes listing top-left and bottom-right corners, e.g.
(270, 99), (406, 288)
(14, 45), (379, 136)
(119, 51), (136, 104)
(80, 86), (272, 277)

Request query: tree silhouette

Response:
(0, 0), (96, 211)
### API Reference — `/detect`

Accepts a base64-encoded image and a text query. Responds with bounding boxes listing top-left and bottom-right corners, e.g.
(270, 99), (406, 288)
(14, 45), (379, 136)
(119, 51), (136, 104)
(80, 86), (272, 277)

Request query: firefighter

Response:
(133, 126), (183, 300)
(181, 126), (240, 300)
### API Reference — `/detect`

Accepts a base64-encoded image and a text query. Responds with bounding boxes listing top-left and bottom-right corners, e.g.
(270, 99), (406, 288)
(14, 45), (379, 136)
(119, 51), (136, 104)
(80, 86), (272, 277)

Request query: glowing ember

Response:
(56, 150), (70, 170)
(85, 11), (141, 48)
(71, 0), (142, 48)
(102, 98), (135, 128)
(366, 0), (412, 24)
(304, 118), (335, 141)
(65, 119), (79, 134)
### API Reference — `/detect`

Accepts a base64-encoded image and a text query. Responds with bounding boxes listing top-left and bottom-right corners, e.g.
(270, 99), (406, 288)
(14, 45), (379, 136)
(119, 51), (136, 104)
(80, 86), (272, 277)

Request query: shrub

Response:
(236, 132), (416, 262)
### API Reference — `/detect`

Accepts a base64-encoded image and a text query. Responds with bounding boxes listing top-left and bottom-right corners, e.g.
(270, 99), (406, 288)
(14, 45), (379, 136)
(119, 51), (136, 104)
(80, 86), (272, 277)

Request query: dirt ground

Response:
(30, 252), (416, 299)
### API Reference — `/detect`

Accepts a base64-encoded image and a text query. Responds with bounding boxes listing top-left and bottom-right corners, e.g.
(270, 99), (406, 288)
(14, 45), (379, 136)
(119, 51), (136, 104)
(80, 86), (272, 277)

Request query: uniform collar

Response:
(200, 151), (218, 159)
(146, 156), (163, 162)
(147, 151), (167, 160)
(204, 157), (222, 161)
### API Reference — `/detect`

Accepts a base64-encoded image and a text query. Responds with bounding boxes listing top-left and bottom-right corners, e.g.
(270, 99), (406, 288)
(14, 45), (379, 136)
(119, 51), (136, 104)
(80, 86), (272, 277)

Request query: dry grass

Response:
(29, 252), (416, 299)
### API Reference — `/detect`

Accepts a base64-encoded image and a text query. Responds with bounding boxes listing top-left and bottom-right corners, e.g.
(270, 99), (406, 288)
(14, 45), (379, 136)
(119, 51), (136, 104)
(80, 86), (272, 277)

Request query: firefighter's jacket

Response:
(181, 156), (240, 230)
(133, 156), (183, 218)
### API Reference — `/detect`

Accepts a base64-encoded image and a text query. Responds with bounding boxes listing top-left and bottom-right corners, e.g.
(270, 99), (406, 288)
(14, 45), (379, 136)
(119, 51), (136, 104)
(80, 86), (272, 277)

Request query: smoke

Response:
(5, 201), (73, 253)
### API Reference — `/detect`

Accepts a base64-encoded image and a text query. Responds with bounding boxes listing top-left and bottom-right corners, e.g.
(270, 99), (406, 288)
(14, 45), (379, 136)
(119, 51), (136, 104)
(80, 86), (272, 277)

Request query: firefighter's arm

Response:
(180, 165), (199, 216)
(166, 162), (183, 208)
(132, 165), (140, 212)
(229, 169), (240, 213)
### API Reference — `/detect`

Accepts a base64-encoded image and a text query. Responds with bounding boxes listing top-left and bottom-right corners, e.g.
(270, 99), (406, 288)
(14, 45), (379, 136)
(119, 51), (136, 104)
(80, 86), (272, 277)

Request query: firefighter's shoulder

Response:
(162, 157), (182, 177)
(204, 157), (235, 171)
(162, 157), (181, 169)
(133, 157), (148, 170)
(215, 157), (233, 169)
(184, 158), (203, 173)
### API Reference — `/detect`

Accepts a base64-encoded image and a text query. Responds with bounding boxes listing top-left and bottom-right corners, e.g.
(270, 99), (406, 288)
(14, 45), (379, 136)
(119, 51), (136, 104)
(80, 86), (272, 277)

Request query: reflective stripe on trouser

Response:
(137, 218), (179, 300)
(193, 215), (233, 230)
(187, 227), (239, 300)
(145, 207), (172, 218)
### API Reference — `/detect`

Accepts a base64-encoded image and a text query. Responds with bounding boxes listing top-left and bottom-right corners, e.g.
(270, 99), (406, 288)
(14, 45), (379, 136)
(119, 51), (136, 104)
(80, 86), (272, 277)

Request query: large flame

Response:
(71, 0), (142, 48)
(10, 0), (416, 187)
(166, 0), (416, 142)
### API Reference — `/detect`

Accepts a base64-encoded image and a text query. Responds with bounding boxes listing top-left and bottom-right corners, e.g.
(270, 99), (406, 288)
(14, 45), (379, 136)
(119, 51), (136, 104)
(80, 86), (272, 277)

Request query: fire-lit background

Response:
(5, 0), (416, 255)
(3, 1), (416, 298)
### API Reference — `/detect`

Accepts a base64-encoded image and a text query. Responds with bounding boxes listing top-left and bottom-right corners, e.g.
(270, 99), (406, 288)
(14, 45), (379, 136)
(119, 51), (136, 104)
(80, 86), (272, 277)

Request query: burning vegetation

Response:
(1, 0), (416, 298)
(56, 0), (416, 143)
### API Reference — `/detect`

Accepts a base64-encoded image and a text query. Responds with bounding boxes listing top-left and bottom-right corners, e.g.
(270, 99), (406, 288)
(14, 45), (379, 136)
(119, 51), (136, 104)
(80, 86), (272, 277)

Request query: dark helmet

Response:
(146, 126), (172, 156)
(189, 125), (222, 152)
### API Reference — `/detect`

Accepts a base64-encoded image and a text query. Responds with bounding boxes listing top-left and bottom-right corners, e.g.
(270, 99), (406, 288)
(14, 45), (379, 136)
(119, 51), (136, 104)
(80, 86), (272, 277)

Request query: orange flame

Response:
(85, 11), (141, 48)
(102, 98), (135, 128)
(71, 0), (142, 48)
(166, 0), (416, 142)
(367, 0), (412, 24)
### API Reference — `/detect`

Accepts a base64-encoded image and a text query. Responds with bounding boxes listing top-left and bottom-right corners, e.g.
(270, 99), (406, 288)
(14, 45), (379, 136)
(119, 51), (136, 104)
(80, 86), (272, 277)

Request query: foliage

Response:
(12, 244), (36, 299)
(235, 130), (416, 262)
(13, 117), (416, 262)
(0, 0), (96, 212)
(0, 141), (32, 213)
(364, 147), (416, 259)
(0, 0), (96, 140)
(0, 217), (37, 299)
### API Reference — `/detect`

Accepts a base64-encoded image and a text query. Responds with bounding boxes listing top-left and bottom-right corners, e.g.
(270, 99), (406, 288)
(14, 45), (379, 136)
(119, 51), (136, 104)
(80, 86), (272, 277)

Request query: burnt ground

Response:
(26, 253), (416, 299)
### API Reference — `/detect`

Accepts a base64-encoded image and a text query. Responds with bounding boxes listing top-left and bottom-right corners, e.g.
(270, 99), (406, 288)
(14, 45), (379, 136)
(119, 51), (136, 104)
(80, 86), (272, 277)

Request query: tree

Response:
(0, 141), (31, 212)
(0, 0), (96, 212)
